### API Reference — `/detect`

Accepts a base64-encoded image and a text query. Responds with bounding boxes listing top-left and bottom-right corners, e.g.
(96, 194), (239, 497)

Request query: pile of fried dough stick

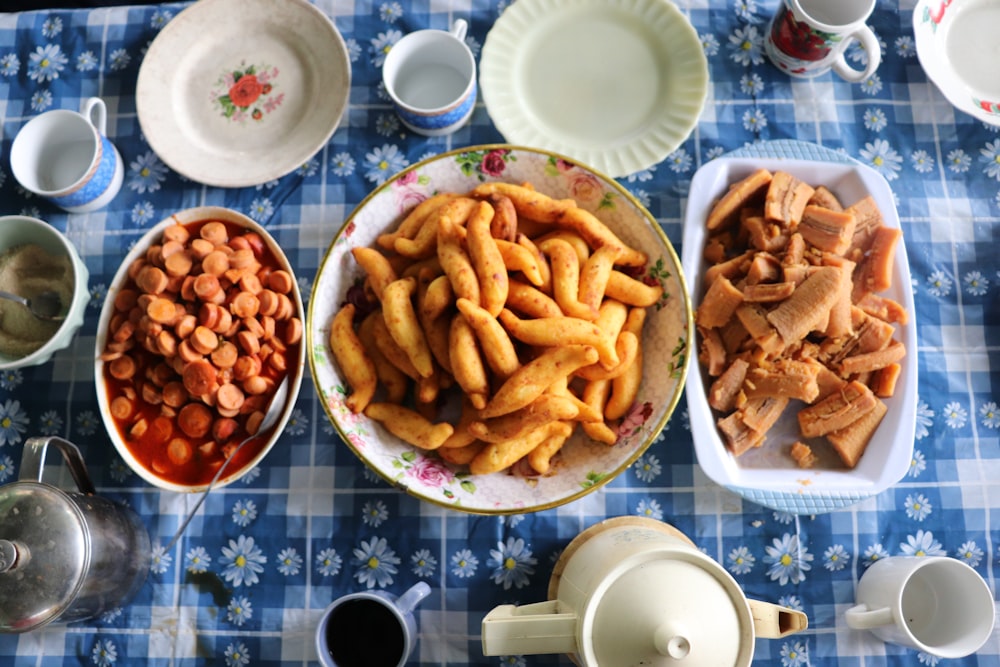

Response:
(695, 169), (907, 469)
(330, 182), (665, 476)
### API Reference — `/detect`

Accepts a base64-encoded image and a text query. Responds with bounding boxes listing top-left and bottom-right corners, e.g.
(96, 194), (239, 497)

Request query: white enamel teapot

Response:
(482, 516), (808, 667)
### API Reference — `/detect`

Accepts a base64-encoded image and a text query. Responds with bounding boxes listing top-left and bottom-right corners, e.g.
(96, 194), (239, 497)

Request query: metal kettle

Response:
(0, 436), (151, 632)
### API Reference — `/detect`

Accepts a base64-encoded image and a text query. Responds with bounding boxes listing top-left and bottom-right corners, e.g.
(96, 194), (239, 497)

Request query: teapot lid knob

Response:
(653, 623), (691, 660)
(0, 540), (17, 573)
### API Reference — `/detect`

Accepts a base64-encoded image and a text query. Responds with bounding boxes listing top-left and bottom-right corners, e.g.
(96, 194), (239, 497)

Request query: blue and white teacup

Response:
(10, 97), (124, 214)
(383, 20), (477, 137)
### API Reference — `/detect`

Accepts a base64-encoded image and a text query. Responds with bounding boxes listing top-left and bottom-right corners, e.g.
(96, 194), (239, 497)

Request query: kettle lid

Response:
(0, 481), (88, 632)
(586, 554), (752, 667)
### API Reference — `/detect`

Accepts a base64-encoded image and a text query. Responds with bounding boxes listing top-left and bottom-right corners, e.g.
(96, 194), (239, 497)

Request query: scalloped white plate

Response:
(308, 145), (693, 514)
(479, 0), (707, 178)
(136, 0), (351, 187)
(681, 141), (918, 514)
(914, 0), (1000, 126)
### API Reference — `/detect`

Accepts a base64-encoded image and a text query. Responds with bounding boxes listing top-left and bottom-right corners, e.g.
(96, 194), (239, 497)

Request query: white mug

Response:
(764, 0), (881, 82)
(845, 556), (996, 659)
(315, 582), (431, 667)
(10, 97), (124, 214)
(382, 20), (477, 136)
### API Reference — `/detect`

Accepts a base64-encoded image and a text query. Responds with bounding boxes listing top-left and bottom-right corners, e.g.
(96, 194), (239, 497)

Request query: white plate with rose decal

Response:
(307, 145), (693, 514)
(136, 0), (351, 188)
(914, 0), (1000, 126)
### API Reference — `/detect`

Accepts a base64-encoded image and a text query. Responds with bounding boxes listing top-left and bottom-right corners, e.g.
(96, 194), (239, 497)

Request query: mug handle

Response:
(450, 18), (468, 42)
(80, 97), (108, 136)
(844, 603), (894, 630)
(832, 26), (880, 83)
(19, 436), (97, 496)
(395, 581), (431, 615)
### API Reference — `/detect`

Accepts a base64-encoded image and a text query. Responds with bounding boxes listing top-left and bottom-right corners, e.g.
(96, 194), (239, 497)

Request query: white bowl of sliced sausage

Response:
(681, 149), (918, 514)
(95, 206), (305, 493)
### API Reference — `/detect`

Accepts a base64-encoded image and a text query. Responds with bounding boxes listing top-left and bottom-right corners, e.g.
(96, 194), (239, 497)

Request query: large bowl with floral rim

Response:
(307, 145), (692, 514)
(914, 0), (1000, 126)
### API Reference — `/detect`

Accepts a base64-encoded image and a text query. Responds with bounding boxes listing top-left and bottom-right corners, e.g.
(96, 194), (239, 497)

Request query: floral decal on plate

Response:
(976, 98), (1000, 115)
(392, 450), (477, 500)
(454, 148), (516, 180)
(212, 62), (283, 123)
(920, 0), (954, 29)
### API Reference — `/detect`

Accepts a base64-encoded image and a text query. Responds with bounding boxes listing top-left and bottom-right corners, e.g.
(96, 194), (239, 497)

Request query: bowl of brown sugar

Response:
(0, 216), (89, 370)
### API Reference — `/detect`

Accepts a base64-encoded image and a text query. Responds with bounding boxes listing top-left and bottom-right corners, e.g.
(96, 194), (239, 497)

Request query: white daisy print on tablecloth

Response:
(364, 144), (409, 185)
(942, 401), (967, 429)
(232, 500), (257, 527)
(76, 50), (97, 71)
(411, 549), (437, 578)
(914, 399), (933, 440)
(780, 640), (809, 667)
(862, 543), (890, 568)
(964, 270), (989, 295)
(727, 546), (756, 575)
(957, 541), (984, 568)
(185, 546), (211, 573)
(0, 53), (20, 76)
(220, 535), (267, 587)
(38, 410), (62, 435)
(895, 35), (915, 57)
(863, 108), (887, 131)
(248, 197), (274, 222)
(739, 73), (765, 96)
(330, 152), (356, 177)
(859, 74), (883, 96)
(728, 25), (764, 66)
(75, 410), (100, 436)
(276, 547), (302, 576)
(908, 449), (927, 478)
(353, 537), (400, 589)
(636, 498), (664, 520)
(823, 544), (850, 571)
(633, 454), (661, 483)
(369, 30), (402, 67)
(700, 32), (720, 57)
(0, 399), (28, 446)
(778, 594), (803, 611)
(488, 537), (537, 590)
(763, 534), (813, 585)
(0, 455), (13, 483)
(226, 595), (253, 626)
(899, 529), (946, 557)
(926, 269), (953, 298)
(345, 38), (362, 63)
(0, 369), (21, 390)
(316, 547), (342, 577)
(128, 151), (169, 194)
(911, 149), (934, 173)
(451, 548), (478, 578)
(904, 493), (932, 521)
(108, 48), (130, 71)
(150, 544), (172, 574)
(859, 139), (902, 180)
(130, 201), (155, 226)
(946, 149), (971, 173)
(224, 642), (250, 667)
(379, 1), (403, 22)
(28, 43), (67, 82)
(362, 500), (389, 527)
(92, 639), (117, 667)
(980, 402), (1000, 429)
(979, 139), (1000, 181)
(30, 89), (52, 112)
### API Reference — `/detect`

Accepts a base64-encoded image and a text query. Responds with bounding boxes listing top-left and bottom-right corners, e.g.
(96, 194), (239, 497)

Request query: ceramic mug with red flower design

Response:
(382, 19), (477, 136)
(764, 0), (881, 82)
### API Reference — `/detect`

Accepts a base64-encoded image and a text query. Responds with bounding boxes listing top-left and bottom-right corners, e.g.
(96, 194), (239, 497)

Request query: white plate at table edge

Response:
(913, 0), (1000, 127)
(135, 0), (351, 188)
(681, 142), (918, 514)
(479, 0), (708, 179)
(307, 144), (692, 515)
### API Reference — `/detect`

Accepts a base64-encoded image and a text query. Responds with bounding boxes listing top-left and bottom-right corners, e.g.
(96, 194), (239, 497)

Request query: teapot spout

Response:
(481, 601), (578, 656)
(748, 599), (809, 639)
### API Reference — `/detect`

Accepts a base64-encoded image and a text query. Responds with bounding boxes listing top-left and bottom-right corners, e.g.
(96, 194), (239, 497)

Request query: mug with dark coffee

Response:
(315, 582), (431, 667)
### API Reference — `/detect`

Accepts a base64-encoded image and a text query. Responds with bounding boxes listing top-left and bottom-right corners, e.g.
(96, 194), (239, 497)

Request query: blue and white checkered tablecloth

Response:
(0, 0), (997, 665)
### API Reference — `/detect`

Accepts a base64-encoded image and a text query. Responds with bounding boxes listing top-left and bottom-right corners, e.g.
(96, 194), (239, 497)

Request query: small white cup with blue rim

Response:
(10, 97), (124, 214)
(382, 19), (477, 137)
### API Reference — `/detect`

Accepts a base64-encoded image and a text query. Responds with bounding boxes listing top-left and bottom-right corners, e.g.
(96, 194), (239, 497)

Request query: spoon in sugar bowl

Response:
(164, 375), (291, 551)
(0, 289), (65, 321)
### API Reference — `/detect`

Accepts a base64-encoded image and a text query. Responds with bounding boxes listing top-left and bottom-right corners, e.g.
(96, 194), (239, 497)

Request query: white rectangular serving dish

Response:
(681, 156), (918, 509)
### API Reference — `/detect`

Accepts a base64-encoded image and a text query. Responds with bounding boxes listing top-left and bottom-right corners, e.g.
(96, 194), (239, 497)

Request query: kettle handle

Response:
(748, 599), (809, 639)
(19, 436), (96, 495)
(481, 601), (578, 656)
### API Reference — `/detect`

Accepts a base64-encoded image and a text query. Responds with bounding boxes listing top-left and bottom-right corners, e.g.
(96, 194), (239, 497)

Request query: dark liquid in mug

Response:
(326, 598), (406, 667)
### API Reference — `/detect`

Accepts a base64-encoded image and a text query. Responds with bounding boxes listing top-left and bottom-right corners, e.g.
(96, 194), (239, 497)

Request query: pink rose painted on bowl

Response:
(481, 149), (509, 176)
(568, 172), (604, 203)
(407, 456), (455, 487)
